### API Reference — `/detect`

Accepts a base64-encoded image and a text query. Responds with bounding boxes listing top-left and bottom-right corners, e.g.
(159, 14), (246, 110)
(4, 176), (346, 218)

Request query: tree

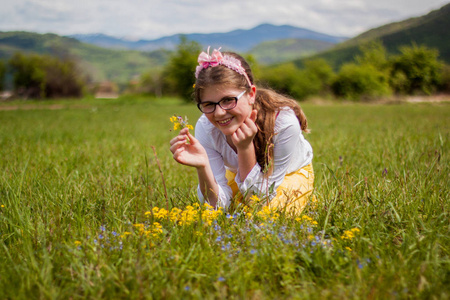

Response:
(390, 44), (443, 95)
(164, 37), (201, 101)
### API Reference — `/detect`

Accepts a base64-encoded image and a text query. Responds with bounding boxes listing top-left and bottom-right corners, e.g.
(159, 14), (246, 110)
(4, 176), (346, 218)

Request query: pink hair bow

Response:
(198, 46), (223, 68)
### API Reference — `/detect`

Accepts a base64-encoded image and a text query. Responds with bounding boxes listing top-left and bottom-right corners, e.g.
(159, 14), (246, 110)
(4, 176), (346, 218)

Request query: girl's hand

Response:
(170, 128), (208, 169)
(231, 109), (258, 151)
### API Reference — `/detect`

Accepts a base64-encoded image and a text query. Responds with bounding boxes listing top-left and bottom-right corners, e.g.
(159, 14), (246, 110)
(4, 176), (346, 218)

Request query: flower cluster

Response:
(72, 203), (368, 267)
(148, 203), (222, 226)
(295, 215), (319, 226)
(133, 222), (163, 238)
(341, 228), (360, 240)
(170, 115), (193, 131)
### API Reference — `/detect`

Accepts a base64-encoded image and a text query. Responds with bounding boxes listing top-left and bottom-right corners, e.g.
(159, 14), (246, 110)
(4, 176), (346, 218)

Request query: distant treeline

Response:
(0, 39), (449, 101)
(128, 39), (449, 102)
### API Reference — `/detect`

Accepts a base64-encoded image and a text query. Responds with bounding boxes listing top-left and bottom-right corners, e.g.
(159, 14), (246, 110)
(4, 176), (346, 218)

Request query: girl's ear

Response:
(249, 85), (256, 105)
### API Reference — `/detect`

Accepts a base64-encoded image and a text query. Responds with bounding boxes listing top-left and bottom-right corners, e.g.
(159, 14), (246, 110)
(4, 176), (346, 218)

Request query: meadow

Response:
(0, 97), (448, 299)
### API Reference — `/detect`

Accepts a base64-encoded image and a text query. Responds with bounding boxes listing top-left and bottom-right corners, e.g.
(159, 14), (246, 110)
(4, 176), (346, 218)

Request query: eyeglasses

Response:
(197, 91), (246, 114)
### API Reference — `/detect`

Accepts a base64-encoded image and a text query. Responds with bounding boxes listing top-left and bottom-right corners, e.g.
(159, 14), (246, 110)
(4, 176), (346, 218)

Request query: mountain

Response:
(0, 31), (169, 83)
(294, 3), (450, 68)
(69, 24), (347, 52)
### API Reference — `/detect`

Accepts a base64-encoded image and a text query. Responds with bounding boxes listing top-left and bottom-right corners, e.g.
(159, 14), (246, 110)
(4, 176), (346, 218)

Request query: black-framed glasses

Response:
(197, 91), (246, 114)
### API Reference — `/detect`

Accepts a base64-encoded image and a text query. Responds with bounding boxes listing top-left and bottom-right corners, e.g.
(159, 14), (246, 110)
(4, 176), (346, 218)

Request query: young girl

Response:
(170, 48), (314, 214)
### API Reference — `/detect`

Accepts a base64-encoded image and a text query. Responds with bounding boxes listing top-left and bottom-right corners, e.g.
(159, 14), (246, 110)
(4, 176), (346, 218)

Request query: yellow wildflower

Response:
(345, 247), (352, 252)
(169, 207), (182, 222)
(249, 194), (260, 203)
(74, 240), (82, 246)
(170, 114), (193, 131)
(341, 228), (360, 240)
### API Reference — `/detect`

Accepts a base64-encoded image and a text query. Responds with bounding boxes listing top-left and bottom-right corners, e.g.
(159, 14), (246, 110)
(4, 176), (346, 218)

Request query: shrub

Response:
(259, 63), (301, 97)
(8, 52), (85, 99)
(438, 64), (450, 93)
(390, 44), (443, 95)
(331, 63), (391, 101)
(0, 60), (5, 91)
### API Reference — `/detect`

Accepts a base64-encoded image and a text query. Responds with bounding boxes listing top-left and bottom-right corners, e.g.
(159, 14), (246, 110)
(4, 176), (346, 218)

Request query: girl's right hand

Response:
(170, 128), (208, 169)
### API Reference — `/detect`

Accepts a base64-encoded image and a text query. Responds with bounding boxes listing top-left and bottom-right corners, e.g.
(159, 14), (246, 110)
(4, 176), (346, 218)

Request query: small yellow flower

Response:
(170, 114), (193, 131)
(0, 205), (4, 208)
(74, 240), (82, 246)
(249, 195), (260, 202)
(345, 246), (352, 252)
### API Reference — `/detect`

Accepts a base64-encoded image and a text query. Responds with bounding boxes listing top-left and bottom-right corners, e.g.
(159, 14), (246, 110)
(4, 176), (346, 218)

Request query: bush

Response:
(390, 44), (443, 95)
(259, 59), (334, 101)
(0, 60), (5, 91)
(9, 52), (85, 99)
(259, 63), (301, 97)
(331, 63), (392, 101)
(438, 64), (450, 93)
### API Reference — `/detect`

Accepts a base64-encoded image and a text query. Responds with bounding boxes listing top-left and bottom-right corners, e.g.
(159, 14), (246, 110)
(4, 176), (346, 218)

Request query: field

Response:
(0, 97), (448, 299)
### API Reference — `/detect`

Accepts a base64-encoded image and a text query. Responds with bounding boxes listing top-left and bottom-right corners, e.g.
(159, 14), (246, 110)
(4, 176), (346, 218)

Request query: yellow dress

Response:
(225, 163), (316, 215)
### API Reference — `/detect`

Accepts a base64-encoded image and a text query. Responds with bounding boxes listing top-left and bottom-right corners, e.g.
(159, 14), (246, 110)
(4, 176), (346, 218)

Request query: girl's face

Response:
(200, 84), (255, 136)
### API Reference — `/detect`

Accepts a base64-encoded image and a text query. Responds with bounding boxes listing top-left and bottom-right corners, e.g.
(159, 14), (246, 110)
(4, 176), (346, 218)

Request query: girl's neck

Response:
(226, 135), (237, 153)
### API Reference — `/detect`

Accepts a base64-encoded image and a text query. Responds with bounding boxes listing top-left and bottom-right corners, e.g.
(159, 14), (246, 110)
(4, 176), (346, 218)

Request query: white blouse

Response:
(195, 108), (313, 209)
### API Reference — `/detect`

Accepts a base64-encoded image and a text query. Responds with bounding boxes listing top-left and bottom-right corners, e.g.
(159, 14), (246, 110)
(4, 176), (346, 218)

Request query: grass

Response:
(0, 97), (449, 299)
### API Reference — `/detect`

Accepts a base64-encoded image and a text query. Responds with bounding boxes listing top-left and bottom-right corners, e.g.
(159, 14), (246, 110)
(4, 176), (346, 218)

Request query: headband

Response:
(195, 47), (252, 87)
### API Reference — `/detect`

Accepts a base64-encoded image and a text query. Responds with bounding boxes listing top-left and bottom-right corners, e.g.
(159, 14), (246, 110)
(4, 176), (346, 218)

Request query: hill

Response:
(0, 31), (169, 83)
(70, 24), (347, 53)
(249, 38), (335, 64)
(294, 3), (450, 68)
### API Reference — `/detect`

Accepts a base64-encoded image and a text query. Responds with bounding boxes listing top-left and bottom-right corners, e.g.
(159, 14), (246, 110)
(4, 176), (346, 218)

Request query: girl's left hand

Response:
(231, 109), (258, 151)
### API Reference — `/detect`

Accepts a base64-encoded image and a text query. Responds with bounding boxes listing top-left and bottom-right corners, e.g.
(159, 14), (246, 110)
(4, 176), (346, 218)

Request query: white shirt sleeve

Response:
(195, 117), (233, 209)
(234, 109), (312, 199)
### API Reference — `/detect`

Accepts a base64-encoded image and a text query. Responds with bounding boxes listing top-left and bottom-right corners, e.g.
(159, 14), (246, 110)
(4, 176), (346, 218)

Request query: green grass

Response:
(0, 97), (449, 299)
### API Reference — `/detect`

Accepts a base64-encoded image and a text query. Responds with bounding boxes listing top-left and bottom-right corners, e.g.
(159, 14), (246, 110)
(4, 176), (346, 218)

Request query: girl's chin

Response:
(217, 126), (237, 136)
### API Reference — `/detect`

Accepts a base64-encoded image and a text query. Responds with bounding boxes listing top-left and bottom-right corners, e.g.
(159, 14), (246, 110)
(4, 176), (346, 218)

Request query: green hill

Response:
(0, 31), (169, 83)
(294, 3), (450, 69)
(248, 38), (335, 64)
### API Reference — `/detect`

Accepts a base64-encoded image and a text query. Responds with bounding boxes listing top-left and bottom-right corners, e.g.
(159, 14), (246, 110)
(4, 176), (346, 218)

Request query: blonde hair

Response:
(194, 52), (309, 172)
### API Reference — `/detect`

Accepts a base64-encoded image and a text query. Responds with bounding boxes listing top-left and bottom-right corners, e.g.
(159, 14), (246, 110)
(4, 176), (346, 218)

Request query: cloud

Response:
(0, 0), (448, 39)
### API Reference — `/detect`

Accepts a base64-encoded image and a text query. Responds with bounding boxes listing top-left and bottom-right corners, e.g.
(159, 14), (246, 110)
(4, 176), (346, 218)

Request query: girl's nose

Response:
(214, 105), (227, 117)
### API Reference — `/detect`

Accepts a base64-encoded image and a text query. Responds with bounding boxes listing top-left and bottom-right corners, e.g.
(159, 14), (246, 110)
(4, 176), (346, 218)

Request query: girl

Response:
(170, 48), (314, 214)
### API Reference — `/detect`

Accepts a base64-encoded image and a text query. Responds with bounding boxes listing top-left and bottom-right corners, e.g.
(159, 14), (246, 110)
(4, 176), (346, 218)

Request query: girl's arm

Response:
(170, 128), (220, 207)
(235, 109), (313, 197)
(231, 110), (258, 181)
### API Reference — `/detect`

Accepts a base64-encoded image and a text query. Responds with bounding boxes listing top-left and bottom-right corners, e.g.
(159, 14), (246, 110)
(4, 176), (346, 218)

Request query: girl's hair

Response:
(194, 52), (309, 172)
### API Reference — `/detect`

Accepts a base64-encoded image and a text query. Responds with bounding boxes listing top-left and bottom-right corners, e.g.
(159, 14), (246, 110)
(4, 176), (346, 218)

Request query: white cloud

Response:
(0, 0), (448, 39)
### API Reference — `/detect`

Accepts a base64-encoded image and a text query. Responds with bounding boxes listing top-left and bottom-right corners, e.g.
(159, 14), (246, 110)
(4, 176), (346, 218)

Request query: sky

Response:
(0, 0), (449, 40)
